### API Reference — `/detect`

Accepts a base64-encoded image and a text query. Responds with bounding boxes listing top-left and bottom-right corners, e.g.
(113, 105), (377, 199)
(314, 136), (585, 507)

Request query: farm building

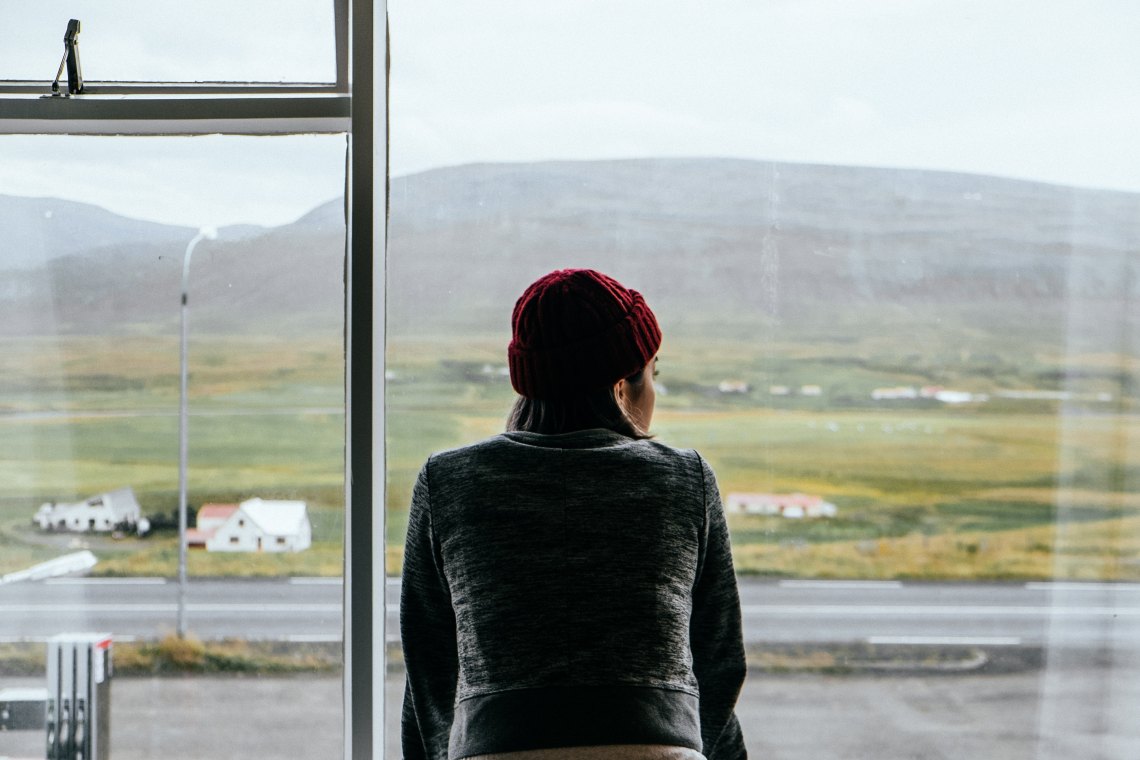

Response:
(718, 380), (750, 394)
(871, 386), (919, 400)
(186, 503), (239, 549)
(725, 492), (838, 519)
(188, 498), (312, 553)
(920, 386), (987, 404)
(33, 487), (143, 533)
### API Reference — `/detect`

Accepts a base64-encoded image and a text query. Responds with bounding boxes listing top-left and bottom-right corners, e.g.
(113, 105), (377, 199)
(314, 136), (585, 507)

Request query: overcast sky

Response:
(1, 0), (1138, 226)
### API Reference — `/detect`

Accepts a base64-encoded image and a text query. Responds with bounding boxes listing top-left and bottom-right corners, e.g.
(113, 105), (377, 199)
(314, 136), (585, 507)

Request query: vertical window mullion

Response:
(345, 0), (386, 758)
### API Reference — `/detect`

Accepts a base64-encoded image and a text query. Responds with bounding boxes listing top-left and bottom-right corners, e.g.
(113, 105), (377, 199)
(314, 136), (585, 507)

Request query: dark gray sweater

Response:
(400, 429), (746, 760)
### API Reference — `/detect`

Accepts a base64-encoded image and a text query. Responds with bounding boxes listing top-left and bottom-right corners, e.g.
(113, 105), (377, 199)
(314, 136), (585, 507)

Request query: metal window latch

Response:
(51, 19), (84, 97)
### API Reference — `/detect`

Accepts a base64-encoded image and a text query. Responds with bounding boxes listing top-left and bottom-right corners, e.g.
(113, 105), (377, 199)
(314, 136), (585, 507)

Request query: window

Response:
(387, 2), (1139, 757)
(0, 3), (384, 759)
(4, 2), (1135, 758)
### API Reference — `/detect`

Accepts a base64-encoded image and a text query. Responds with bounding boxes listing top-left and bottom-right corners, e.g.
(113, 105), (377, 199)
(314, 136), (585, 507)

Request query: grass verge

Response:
(0, 636), (342, 678)
(0, 638), (1045, 678)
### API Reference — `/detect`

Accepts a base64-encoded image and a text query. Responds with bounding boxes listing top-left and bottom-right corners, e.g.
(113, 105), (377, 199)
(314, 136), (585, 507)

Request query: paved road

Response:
(0, 407), (343, 421)
(2, 577), (1139, 652)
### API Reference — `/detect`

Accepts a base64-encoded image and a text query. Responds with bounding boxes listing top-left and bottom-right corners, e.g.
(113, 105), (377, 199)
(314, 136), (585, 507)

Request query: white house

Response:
(921, 386), (986, 404)
(200, 498), (312, 553)
(725, 492), (838, 519)
(872, 386), (918, 400)
(718, 380), (750, 394)
(34, 487), (143, 533)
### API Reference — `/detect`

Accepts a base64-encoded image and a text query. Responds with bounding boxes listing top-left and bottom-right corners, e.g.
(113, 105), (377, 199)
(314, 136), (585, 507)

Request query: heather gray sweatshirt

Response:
(400, 429), (747, 760)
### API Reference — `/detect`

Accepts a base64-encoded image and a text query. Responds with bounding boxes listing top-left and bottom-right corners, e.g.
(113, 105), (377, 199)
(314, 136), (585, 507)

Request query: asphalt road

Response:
(0, 407), (343, 421)
(2, 577), (1139, 652)
(2, 578), (1139, 759)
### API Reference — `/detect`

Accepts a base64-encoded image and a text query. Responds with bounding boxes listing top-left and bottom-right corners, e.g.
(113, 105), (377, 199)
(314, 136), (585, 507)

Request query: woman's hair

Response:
(506, 366), (652, 439)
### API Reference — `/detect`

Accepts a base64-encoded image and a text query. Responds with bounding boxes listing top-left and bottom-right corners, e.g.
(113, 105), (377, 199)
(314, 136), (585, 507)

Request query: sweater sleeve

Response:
(401, 460), (459, 760)
(690, 454), (748, 760)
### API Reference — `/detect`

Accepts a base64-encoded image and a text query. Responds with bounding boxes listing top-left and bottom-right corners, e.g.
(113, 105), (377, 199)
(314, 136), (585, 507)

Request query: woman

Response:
(401, 269), (747, 760)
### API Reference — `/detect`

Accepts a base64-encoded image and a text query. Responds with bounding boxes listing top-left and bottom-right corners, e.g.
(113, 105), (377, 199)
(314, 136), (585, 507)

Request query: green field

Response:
(1, 333), (1138, 581)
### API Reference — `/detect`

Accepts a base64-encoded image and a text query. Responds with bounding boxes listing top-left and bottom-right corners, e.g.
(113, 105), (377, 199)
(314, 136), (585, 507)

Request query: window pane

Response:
(388, 1), (1139, 757)
(0, 1), (336, 83)
(0, 134), (347, 758)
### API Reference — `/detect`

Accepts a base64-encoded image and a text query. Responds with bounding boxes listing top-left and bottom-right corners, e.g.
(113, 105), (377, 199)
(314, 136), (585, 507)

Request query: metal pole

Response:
(178, 228), (215, 638)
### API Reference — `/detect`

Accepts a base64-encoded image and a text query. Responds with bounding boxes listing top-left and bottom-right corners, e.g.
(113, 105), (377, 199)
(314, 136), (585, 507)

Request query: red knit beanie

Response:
(508, 269), (662, 399)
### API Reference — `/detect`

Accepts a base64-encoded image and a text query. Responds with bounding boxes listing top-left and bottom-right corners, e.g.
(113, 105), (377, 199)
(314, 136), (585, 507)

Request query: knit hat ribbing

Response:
(508, 269), (662, 399)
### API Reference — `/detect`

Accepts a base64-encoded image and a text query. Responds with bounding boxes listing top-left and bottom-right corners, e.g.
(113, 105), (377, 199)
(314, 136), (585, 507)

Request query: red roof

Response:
(197, 503), (239, 522)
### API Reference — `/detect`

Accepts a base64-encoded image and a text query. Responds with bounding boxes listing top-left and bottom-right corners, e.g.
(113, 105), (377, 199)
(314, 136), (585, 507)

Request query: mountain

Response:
(1, 159), (1137, 353)
(0, 195), (195, 270)
(0, 196), (344, 337)
(386, 159), (1139, 346)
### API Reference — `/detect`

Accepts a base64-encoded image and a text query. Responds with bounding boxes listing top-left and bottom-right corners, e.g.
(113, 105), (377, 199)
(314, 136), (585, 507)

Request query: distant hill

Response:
(0, 195), (343, 337)
(0, 194), (195, 270)
(1, 159), (1137, 354)
(388, 160), (1139, 340)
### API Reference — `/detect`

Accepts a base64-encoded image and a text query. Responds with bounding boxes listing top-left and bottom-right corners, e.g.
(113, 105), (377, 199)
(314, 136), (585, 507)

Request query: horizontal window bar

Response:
(0, 81), (345, 95)
(0, 94), (350, 135)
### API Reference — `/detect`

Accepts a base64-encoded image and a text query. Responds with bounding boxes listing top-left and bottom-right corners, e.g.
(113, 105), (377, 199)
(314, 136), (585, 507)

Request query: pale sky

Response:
(1, 0), (1138, 227)
(389, 0), (1140, 186)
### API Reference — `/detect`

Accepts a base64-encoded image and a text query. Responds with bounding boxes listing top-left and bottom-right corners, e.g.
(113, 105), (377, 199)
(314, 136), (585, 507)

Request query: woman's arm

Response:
(401, 460), (459, 760)
(690, 454), (748, 759)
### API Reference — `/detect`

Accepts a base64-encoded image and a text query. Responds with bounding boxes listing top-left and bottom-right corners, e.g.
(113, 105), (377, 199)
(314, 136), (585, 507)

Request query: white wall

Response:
(205, 509), (312, 553)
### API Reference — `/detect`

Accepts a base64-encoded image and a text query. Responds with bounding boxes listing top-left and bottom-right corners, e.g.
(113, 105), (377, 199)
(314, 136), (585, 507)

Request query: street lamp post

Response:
(177, 227), (216, 638)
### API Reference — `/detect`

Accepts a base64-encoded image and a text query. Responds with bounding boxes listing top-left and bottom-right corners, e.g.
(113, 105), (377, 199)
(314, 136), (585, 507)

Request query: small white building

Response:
(725, 492), (838, 519)
(718, 380), (750, 394)
(34, 487), (143, 533)
(197, 498), (312, 553)
(872, 386), (918, 400)
(921, 386), (985, 404)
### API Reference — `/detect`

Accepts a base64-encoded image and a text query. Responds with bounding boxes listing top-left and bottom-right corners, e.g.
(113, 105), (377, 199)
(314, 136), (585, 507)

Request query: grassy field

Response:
(383, 334), (1140, 580)
(0, 335), (346, 577)
(1, 333), (1138, 581)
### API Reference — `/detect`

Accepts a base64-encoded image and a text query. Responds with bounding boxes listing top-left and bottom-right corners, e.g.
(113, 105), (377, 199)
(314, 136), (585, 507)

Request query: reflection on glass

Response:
(0, 135), (346, 758)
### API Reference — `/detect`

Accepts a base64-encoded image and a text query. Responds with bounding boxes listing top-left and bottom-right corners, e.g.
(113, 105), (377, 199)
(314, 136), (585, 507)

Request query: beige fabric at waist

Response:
(464, 745), (706, 760)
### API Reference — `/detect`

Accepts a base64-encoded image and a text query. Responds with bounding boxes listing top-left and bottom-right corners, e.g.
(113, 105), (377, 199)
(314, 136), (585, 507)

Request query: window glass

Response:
(0, 134), (347, 759)
(0, 1), (336, 83)
(387, 1), (1139, 756)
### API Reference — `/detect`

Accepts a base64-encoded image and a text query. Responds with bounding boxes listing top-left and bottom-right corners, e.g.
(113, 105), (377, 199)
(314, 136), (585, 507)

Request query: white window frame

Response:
(0, 2), (387, 758)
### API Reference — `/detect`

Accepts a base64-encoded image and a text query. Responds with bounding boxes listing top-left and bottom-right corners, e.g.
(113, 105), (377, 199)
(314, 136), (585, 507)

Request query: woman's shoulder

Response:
(421, 433), (514, 470)
(637, 439), (717, 485)
(422, 432), (714, 485)
(424, 431), (704, 465)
